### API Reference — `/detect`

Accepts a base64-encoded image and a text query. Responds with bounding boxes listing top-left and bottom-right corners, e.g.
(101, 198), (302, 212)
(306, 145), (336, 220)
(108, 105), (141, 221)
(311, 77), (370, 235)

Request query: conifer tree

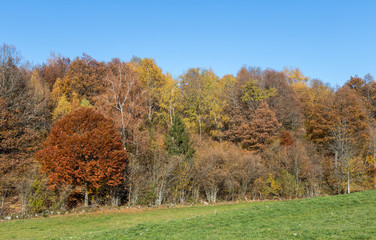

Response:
(165, 116), (195, 159)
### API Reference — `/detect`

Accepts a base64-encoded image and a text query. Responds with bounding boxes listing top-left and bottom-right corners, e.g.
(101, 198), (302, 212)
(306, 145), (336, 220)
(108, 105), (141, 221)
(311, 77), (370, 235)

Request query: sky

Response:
(1, 0), (375, 87)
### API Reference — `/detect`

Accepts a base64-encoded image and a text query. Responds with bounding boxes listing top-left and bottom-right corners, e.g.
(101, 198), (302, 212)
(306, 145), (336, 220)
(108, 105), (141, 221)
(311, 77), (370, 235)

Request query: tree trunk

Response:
(155, 182), (164, 206)
(193, 186), (199, 203)
(111, 188), (120, 207)
(0, 196), (4, 216)
(294, 154), (299, 196)
(347, 163), (351, 194)
(148, 104), (153, 122)
(84, 183), (89, 207)
(206, 187), (218, 203)
(240, 182), (248, 200)
(198, 116), (202, 141)
(179, 189), (186, 204)
(21, 193), (27, 215)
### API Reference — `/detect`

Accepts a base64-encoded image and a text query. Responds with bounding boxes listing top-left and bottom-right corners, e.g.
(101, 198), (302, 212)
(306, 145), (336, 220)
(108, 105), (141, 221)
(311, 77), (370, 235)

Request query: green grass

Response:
(1, 190), (376, 239)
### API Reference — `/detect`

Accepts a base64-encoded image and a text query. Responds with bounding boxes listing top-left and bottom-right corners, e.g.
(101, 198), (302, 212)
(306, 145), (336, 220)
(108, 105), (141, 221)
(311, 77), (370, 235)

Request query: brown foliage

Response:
(38, 54), (70, 90)
(264, 70), (303, 130)
(302, 80), (335, 147)
(52, 54), (107, 104)
(195, 140), (263, 202)
(36, 107), (127, 193)
(333, 86), (369, 150)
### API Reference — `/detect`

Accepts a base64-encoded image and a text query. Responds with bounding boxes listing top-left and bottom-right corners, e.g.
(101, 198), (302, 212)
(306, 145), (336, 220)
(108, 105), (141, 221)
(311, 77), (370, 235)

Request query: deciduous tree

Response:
(36, 107), (127, 207)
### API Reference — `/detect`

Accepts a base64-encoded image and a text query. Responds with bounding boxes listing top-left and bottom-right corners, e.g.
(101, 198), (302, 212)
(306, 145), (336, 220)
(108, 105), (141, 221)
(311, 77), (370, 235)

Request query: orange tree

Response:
(36, 107), (127, 207)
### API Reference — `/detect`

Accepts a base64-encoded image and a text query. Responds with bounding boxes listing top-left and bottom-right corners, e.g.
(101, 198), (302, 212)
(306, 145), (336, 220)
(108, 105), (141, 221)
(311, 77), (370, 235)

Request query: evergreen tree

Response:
(165, 116), (195, 159)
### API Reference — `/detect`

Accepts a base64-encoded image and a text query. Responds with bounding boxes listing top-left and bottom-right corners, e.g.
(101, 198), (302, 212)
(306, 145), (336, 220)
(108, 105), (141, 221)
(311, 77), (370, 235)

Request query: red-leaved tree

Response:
(36, 107), (127, 207)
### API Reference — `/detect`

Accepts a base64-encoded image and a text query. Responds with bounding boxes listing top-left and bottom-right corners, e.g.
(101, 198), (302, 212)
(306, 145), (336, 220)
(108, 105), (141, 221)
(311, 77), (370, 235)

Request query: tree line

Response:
(1, 43), (375, 216)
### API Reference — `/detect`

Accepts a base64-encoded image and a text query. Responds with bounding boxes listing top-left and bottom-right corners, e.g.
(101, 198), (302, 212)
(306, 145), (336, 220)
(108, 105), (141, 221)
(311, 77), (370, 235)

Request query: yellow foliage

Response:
(266, 173), (281, 198)
(52, 94), (71, 121)
(51, 77), (64, 103)
(366, 155), (374, 166)
(29, 70), (49, 100)
(136, 58), (175, 124)
(282, 67), (309, 94)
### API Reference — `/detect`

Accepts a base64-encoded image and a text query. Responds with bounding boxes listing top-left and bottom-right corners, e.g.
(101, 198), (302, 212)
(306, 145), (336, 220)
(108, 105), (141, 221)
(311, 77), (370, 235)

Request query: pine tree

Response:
(164, 116), (195, 159)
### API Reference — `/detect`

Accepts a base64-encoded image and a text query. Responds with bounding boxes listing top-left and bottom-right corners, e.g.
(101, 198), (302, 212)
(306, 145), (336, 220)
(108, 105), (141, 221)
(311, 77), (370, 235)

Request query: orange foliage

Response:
(36, 107), (127, 191)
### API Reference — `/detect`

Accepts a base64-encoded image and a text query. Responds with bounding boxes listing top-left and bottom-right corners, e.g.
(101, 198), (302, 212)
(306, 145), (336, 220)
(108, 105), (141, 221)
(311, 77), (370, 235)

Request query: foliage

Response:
(36, 107), (127, 205)
(52, 94), (71, 120)
(239, 101), (280, 151)
(51, 55), (107, 103)
(2, 43), (376, 216)
(80, 97), (92, 107)
(28, 175), (54, 214)
(180, 68), (227, 139)
(241, 80), (277, 103)
(164, 116), (195, 159)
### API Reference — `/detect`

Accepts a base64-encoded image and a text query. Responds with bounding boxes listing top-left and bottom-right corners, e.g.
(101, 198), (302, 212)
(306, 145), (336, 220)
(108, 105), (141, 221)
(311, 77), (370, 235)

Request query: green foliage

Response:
(164, 116), (195, 159)
(137, 189), (156, 206)
(278, 170), (297, 198)
(241, 81), (277, 103)
(80, 97), (92, 107)
(28, 177), (54, 214)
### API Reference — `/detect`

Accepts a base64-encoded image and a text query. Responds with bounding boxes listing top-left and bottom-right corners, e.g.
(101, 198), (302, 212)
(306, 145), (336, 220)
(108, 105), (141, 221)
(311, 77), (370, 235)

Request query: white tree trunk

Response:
(347, 168), (351, 194)
(84, 183), (89, 207)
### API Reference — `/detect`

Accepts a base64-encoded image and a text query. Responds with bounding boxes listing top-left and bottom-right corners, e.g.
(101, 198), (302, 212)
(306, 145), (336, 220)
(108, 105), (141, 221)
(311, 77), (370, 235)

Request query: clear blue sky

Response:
(1, 0), (375, 86)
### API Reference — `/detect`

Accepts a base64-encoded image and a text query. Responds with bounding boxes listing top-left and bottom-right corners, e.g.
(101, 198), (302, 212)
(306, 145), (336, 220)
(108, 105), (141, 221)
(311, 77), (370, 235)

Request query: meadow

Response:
(1, 190), (375, 239)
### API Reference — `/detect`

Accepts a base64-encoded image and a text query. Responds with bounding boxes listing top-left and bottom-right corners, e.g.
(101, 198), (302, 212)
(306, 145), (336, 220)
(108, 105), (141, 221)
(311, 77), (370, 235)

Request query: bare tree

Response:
(331, 122), (355, 194)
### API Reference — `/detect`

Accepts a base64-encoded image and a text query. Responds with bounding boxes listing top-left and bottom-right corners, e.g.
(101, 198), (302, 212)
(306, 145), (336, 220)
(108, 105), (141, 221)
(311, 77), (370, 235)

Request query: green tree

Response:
(164, 116), (195, 159)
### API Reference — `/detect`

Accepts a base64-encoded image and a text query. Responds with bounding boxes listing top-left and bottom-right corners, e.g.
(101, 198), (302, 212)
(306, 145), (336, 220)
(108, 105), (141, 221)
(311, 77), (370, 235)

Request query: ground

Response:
(1, 190), (376, 239)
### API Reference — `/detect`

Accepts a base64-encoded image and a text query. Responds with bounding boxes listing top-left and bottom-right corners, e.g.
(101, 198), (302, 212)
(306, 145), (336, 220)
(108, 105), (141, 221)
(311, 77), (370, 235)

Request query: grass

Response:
(1, 190), (376, 239)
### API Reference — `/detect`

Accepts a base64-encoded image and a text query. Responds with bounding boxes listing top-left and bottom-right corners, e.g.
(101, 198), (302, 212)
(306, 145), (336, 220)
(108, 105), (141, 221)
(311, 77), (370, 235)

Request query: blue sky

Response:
(1, 0), (375, 86)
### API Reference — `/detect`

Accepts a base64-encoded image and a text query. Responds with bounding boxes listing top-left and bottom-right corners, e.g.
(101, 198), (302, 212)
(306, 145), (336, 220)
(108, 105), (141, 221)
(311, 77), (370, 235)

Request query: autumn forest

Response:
(1, 43), (375, 217)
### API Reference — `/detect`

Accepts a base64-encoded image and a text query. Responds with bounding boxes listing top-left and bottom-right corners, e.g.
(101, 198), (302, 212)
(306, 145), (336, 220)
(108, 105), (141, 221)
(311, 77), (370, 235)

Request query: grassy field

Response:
(1, 190), (376, 239)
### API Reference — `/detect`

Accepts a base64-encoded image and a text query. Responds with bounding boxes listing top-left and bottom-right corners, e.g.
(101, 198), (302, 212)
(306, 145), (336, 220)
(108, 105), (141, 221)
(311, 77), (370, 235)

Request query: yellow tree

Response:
(52, 94), (71, 121)
(180, 68), (227, 140)
(155, 73), (182, 127)
(136, 58), (170, 124)
(282, 67), (309, 91)
(29, 70), (49, 102)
